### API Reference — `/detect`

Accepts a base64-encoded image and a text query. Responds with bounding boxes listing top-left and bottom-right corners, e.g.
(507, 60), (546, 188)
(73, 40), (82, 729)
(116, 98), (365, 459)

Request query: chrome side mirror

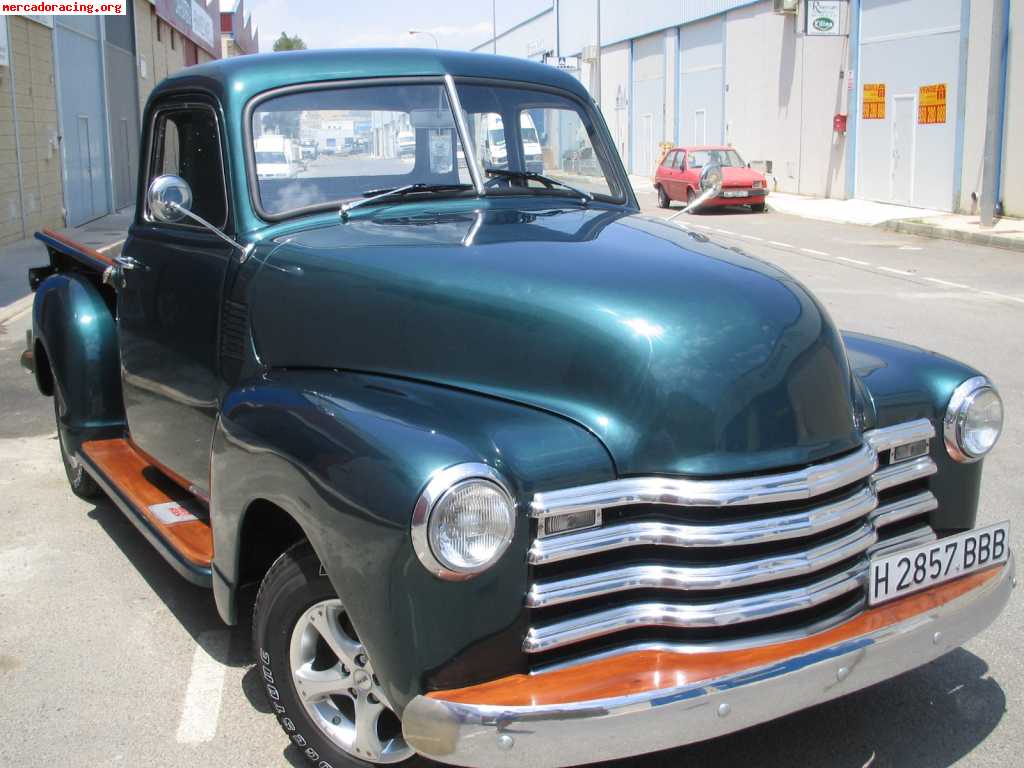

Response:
(699, 162), (724, 195)
(144, 173), (254, 262)
(147, 174), (193, 223)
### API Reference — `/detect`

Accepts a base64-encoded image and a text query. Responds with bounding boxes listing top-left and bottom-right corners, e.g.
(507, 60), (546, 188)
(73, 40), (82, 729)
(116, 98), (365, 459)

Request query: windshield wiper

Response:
(340, 183), (474, 220)
(484, 168), (592, 205)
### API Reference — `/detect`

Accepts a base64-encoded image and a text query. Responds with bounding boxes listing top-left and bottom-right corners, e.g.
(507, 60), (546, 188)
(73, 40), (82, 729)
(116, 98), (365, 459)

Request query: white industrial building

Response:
(474, 0), (1022, 217)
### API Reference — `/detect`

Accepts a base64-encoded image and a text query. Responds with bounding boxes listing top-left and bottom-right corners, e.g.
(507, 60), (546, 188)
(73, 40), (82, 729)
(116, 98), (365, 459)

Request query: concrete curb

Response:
(881, 219), (1024, 253)
(0, 294), (32, 326)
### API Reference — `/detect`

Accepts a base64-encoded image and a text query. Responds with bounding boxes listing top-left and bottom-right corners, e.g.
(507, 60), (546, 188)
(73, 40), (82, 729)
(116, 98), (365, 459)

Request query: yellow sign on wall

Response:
(919, 83), (948, 124)
(863, 83), (886, 119)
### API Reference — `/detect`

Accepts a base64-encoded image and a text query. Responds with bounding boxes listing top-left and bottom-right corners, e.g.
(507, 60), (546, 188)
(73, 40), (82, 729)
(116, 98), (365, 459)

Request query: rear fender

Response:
(33, 273), (126, 448)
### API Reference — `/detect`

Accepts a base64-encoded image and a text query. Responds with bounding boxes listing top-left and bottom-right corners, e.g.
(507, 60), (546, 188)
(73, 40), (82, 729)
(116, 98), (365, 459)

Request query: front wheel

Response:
(751, 201), (766, 213)
(253, 542), (427, 767)
(657, 185), (671, 209)
(54, 396), (102, 499)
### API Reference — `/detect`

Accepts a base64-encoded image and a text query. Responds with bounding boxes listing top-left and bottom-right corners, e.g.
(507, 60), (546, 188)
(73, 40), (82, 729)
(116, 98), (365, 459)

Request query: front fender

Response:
(211, 369), (612, 712)
(33, 273), (125, 445)
(844, 331), (988, 532)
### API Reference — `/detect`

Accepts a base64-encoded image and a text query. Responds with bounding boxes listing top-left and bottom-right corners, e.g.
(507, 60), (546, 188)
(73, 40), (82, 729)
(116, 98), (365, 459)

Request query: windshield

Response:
(256, 152), (288, 164)
(250, 80), (624, 217)
(687, 149), (745, 169)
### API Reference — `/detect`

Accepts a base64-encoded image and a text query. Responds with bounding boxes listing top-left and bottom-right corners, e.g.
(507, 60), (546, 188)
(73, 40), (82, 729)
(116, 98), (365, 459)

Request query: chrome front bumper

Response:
(403, 556), (1015, 768)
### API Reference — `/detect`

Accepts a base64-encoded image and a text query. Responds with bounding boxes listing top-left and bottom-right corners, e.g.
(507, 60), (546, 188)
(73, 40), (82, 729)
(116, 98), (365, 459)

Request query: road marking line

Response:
(713, 228), (735, 235)
(877, 266), (914, 276)
(981, 291), (1024, 304)
(176, 630), (230, 744)
(741, 234), (763, 241)
(800, 248), (830, 256)
(836, 256), (871, 266)
(767, 241), (793, 248)
(923, 277), (970, 289)
(96, 239), (125, 253)
(690, 223), (712, 230)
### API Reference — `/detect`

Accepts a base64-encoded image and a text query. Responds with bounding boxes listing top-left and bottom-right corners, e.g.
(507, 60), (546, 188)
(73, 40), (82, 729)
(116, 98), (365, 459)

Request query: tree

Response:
(273, 32), (307, 52)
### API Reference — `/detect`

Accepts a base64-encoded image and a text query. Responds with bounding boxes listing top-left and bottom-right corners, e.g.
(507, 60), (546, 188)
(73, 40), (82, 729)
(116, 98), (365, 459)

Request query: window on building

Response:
(149, 106), (227, 228)
(171, 29), (176, 50)
(156, 17), (162, 43)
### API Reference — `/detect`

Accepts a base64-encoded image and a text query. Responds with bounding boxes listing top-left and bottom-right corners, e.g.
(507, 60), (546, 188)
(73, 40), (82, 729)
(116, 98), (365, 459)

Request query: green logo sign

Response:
(813, 17), (835, 31)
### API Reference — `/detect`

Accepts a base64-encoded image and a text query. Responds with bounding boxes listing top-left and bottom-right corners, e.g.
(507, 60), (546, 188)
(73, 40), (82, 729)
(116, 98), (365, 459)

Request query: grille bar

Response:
(524, 562), (868, 654)
(524, 420), (941, 658)
(531, 443), (877, 519)
(526, 491), (936, 608)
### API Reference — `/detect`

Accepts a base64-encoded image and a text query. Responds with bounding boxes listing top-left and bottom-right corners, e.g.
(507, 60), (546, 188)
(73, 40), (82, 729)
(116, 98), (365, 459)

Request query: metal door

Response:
(55, 17), (111, 226)
(117, 100), (233, 494)
(890, 95), (915, 205)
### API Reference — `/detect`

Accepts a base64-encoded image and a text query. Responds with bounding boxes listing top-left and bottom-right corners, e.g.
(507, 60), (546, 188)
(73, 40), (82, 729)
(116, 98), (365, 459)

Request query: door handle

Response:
(113, 255), (145, 271)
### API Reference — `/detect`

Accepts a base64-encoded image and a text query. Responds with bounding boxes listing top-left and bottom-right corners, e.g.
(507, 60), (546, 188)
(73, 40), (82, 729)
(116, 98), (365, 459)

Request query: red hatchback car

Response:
(655, 145), (768, 212)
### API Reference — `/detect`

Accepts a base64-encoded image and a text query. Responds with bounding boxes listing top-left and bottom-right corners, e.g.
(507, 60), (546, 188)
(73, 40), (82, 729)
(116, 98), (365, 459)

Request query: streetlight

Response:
(408, 29), (439, 48)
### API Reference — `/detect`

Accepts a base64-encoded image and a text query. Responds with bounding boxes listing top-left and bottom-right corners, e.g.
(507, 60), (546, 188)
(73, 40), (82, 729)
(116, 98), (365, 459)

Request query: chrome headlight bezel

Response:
(411, 463), (516, 581)
(944, 376), (1004, 463)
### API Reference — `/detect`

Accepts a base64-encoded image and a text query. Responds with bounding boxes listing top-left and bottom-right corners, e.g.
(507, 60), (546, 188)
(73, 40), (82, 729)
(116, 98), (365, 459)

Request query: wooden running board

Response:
(80, 439), (214, 573)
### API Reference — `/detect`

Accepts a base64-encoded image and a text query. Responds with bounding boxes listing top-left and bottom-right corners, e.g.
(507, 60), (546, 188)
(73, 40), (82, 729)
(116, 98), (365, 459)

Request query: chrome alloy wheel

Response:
(289, 599), (413, 764)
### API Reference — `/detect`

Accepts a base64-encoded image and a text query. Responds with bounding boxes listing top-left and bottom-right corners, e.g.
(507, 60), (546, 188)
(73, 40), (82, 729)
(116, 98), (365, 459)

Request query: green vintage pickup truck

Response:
(21, 49), (1013, 768)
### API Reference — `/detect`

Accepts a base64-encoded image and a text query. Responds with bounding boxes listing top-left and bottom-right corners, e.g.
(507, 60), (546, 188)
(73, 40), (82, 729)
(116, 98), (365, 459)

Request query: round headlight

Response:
(944, 376), (1004, 462)
(412, 464), (515, 580)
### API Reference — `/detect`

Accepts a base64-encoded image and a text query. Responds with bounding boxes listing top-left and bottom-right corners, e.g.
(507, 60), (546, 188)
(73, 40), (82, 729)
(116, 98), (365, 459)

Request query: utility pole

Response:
(492, 0), (497, 54)
(980, 0), (1009, 226)
(595, 0), (602, 109)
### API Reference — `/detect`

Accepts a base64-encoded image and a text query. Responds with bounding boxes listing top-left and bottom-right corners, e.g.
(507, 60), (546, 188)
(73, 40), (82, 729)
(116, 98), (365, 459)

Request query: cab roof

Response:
(153, 48), (592, 109)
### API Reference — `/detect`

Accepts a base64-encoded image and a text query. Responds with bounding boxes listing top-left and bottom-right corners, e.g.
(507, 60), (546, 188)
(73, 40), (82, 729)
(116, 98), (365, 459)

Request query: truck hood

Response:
(248, 205), (860, 476)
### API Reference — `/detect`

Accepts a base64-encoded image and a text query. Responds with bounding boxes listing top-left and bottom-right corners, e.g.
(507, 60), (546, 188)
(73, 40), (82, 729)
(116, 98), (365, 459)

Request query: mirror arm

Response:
(168, 202), (255, 262)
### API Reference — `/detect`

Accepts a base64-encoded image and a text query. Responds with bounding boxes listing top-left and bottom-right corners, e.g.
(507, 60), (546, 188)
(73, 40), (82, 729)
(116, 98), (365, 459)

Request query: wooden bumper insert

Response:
(428, 566), (1002, 707)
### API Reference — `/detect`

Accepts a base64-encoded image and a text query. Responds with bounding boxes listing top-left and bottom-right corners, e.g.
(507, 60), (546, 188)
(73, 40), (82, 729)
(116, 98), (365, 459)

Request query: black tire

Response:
(657, 185), (671, 209)
(54, 395), (102, 500)
(751, 202), (766, 213)
(253, 542), (430, 768)
(686, 188), (700, 212)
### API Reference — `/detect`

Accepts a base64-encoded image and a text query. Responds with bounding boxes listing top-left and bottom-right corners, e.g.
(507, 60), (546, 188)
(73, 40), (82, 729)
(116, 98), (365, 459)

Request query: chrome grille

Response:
(525, 419), (938, 659)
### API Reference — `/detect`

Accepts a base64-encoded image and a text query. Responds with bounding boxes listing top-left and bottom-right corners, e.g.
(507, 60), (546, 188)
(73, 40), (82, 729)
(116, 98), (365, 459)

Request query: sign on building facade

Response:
(918, 83), (947, 124)
(862, 83), (886, 119)
(806, 1), (846, 36)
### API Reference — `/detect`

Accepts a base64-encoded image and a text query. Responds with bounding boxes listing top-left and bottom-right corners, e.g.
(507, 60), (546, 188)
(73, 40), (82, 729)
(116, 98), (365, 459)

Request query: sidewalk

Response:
(767, 192), (1024, 253)
(0, 209), (132, 321)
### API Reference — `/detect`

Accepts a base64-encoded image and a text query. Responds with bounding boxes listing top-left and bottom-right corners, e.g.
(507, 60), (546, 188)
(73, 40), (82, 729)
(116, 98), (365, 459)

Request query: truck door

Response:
(116, 96), (235, 496)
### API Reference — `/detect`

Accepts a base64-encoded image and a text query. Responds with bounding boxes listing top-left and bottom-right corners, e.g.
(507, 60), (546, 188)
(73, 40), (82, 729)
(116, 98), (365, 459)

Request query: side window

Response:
(150, 106), (227, 228)
(677, 152), (686, 170)
(661, 151), (675, 169)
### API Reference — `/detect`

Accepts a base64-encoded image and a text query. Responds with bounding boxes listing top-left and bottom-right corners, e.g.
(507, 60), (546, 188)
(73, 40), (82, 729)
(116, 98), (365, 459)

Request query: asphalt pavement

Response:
(0, 195), (1021, 767)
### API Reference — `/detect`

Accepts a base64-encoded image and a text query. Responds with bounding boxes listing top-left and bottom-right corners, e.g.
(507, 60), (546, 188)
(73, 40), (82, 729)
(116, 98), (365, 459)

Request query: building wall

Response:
(135, 0), (187, 115)
(1001, 0), (1022, 216)
(0, 17), (64, 245)
(855, 0), (962, 210)
(679, 14), (725, 146)
(959, 0), (994, 215)
(599, 41), (631, 162)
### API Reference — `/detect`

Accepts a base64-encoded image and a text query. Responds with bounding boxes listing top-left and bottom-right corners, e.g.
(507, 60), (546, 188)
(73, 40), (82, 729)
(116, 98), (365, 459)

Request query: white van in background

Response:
(477, 113), (544, 172)
(255, 135), (298, 179)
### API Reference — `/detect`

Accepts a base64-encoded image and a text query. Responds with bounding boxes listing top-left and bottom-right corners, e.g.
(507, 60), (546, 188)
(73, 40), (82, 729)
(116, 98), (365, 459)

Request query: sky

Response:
(244, 0), (554, 55)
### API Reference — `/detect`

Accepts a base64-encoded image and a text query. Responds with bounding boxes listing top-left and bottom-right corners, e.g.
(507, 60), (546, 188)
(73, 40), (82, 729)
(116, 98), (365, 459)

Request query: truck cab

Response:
(21, 48), (1013, 768)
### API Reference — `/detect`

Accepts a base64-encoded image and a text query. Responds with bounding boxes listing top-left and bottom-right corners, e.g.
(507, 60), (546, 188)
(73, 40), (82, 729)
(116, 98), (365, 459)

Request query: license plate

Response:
(722, 190), (749, 198)
(869, 521), (1010, 605)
